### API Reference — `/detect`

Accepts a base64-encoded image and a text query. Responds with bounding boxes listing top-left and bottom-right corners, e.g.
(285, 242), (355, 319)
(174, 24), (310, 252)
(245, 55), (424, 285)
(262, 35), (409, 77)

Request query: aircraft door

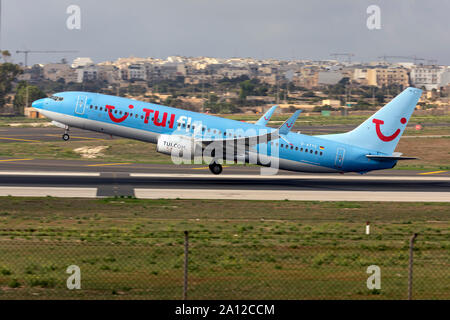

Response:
(75, 95), (87, 115)
(335, 147), (345, 168)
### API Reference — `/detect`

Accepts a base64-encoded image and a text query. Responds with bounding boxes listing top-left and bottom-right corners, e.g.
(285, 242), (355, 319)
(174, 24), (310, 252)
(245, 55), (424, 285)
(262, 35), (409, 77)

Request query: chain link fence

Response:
(0, 232), (448, 299)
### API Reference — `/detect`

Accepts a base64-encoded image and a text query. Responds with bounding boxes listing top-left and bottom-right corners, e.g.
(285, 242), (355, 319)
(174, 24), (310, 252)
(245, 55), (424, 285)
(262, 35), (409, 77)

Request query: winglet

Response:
(255, 105), (278, 126)
(279, 110), (302, 135)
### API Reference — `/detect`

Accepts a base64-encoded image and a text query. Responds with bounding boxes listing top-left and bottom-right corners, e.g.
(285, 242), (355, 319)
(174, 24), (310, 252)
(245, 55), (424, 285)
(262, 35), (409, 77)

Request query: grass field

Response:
(0, 198), (448, 299)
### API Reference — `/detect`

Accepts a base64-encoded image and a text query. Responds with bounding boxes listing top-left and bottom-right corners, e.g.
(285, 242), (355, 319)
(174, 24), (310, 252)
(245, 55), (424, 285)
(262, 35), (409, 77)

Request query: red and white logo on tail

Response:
(372, 117), (407, 142)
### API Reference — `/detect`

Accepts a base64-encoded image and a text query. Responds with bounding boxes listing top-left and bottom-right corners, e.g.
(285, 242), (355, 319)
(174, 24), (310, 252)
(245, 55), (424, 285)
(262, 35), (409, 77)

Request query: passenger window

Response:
(295, 147), (298, 151)
(310, 150), (313, 154)
(281, 144), (284, 148)
(315, 151), (318, 155)
(305, 149), (308, 153)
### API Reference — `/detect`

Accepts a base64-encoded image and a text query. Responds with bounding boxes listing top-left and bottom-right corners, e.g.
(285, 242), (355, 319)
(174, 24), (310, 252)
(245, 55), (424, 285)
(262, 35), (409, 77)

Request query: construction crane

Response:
(378, 55), (425, 65)
(330, 53), (355, 64)
(15, 50), (79, 67)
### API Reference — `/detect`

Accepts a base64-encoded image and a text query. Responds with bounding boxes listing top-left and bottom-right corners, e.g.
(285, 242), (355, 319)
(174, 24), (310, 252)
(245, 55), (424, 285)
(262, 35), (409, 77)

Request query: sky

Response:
(2, 0), (449, 65)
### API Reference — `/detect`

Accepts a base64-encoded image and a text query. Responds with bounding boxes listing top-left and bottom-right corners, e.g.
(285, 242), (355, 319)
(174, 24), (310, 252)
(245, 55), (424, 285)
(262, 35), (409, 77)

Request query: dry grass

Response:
(396, 137), (450, 169)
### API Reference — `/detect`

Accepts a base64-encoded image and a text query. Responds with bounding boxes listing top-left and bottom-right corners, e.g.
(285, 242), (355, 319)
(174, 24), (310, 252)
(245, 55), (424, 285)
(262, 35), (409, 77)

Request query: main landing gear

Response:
(62, 128), (70, 141)
(209, 162), (223, 175)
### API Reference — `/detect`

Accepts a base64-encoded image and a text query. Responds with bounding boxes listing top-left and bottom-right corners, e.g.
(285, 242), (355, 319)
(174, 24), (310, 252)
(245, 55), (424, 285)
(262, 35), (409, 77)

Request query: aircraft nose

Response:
(31, 98), (46, 109)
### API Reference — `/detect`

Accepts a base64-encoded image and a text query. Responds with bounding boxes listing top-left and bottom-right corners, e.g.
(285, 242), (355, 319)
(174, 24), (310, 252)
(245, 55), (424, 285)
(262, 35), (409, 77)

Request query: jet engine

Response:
(156, 134), (201, 159)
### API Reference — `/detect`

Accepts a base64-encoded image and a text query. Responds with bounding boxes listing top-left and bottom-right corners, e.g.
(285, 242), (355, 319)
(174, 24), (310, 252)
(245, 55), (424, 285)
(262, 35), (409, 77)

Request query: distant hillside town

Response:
(2, 53), (450, 117)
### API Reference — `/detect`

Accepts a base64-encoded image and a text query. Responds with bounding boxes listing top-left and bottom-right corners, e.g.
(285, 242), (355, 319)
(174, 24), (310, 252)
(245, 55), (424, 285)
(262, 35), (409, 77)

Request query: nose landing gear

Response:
(209, 162), (223, 175)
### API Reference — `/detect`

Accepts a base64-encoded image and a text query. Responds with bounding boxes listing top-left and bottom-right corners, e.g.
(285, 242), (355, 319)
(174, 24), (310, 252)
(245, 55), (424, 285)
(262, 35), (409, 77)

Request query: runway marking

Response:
(135, 189), (450, 202)
(0, 171), (100, 176)
(86, 162), (132, 167)
(419, 170), (448, 175)
(0, 186), (97, 198)
(44, 134), (106, 141)
(0, 158), (34, 162)
(192, 166), (230, 170)
(130, 173), (450, 181)
(0, 137), (40, 142)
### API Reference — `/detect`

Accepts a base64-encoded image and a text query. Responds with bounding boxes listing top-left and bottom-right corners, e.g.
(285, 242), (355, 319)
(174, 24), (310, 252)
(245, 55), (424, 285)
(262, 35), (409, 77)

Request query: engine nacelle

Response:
(156, 134), (201, 159)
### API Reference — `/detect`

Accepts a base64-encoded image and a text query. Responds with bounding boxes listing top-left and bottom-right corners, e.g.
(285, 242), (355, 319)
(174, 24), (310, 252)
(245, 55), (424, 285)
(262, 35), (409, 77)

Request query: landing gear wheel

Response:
(62, 133), (70, 141)
(209, 163), (223, 175)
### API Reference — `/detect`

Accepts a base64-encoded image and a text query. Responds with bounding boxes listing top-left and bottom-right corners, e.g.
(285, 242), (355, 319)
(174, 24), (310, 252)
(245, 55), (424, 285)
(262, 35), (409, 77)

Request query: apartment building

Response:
(367, 67), (409, 87)
(410, 66), (443, 90)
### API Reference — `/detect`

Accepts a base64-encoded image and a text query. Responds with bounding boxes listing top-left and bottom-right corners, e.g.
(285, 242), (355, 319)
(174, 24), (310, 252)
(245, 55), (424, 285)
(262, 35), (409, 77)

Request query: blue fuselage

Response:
(32, 91), (397, 174)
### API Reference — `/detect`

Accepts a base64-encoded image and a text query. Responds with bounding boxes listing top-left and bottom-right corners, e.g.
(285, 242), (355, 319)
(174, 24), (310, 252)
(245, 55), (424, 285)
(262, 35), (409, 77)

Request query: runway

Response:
(0, 124), (448, 201)
(0, 170), (448, 202)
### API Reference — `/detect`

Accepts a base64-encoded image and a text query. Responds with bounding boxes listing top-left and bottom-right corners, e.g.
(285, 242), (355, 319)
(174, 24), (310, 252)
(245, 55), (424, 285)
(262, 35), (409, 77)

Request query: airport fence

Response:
(0, 232), (448, 300)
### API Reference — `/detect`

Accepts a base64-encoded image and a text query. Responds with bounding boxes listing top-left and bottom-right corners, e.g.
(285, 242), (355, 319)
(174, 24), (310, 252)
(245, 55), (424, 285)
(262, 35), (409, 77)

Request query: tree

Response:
(13, 81), (47, 115)
(1, 50), (11, 63)
(239, 79), (256, 100)
(0, 63), (23, 110)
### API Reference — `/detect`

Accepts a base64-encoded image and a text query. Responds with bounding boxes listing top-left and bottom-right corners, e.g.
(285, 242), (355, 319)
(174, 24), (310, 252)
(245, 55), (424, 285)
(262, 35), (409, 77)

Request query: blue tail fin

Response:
(319, 87), (422, 154)
(255, 105), (278, 126)
(279, 110), (302, 135)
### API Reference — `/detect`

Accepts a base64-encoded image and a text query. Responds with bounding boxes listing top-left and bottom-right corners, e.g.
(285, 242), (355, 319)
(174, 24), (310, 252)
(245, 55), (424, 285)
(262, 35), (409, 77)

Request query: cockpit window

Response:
(50, 96), (64, 101)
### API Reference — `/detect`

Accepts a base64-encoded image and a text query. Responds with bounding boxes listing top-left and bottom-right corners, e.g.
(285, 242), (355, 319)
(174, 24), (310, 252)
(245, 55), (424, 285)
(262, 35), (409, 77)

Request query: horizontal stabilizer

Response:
(366, 154), (417, 161)
(279, 110), (302, 135)
(255, 105), (278, 126)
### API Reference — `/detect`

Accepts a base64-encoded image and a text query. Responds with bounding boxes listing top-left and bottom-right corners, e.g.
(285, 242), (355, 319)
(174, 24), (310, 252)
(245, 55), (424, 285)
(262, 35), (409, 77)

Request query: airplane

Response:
(31, 87), (422, 175)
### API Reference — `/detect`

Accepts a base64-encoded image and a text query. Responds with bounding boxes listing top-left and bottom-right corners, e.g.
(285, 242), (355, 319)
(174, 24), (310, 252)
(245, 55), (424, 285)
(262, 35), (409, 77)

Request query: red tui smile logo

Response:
(372, 117), (407, 142)
(106, 105), (133, 123)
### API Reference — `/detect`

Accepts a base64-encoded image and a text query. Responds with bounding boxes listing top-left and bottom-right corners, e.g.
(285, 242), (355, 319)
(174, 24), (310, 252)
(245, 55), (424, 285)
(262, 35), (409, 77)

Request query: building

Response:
(127, 63), (147, 80)
(367, 67), (409, 87)
(97, 65), (121, 83)
(72, 57), (94, 69)
(439, 67), (450, 87)
(353, 68), (369, 85)
(43, 63), (76, 82)
(317, 70), (344, 86)
(75, 65), (98, 83)
(321, 99), (341, 108)
(410, 66), (443, 90)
